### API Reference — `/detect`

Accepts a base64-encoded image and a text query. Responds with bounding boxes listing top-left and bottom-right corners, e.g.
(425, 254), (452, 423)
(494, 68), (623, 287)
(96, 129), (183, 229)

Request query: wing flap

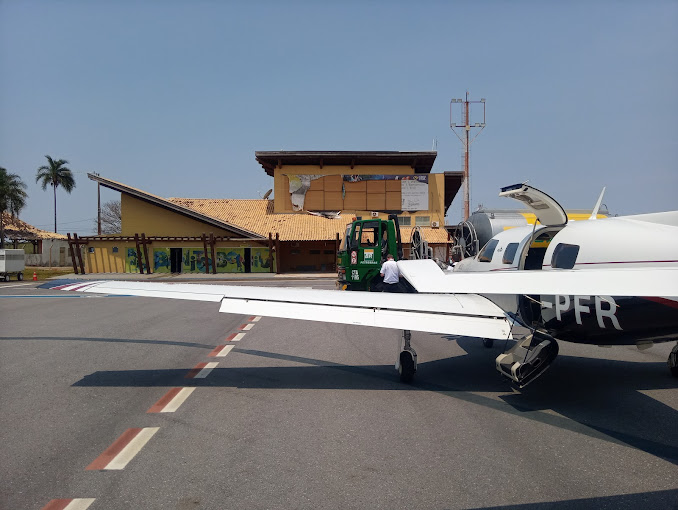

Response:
(220, 295), (512, 339)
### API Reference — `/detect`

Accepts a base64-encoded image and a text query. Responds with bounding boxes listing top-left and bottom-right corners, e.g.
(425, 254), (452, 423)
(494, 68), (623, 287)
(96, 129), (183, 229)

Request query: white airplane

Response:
(41, 184), (678, 387)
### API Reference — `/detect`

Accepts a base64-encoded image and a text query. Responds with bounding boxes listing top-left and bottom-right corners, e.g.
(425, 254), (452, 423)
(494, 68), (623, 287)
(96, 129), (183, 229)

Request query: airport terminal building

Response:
(75, 151), (462, 274)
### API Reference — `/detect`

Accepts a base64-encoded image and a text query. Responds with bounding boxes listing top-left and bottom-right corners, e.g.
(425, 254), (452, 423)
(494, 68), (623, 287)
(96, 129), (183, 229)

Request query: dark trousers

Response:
(383, 282), (401, 292)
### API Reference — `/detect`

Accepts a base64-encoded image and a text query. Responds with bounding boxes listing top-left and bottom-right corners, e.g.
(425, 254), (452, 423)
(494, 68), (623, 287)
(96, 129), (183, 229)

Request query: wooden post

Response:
(201, 233), (209, 274)
(134, 234), (143, 274)
(446, 231), (451, 264)
(140, 233), (151, 274)
(268, 233), (274, 273)
(275, 232), (281, 274)
(73, 233), (86, 274)
(209, 233), (217, 274)
(67, 233), (78, 274)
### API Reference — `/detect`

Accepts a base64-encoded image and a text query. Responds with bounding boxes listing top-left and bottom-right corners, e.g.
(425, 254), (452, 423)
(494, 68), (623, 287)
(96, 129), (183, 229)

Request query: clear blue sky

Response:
(2, 0), (677, 234)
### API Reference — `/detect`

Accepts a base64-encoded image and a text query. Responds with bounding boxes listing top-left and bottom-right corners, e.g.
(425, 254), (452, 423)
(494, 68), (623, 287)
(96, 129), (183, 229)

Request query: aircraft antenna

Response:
(589, 187), (606, 220)
(450, 91), (486, 220)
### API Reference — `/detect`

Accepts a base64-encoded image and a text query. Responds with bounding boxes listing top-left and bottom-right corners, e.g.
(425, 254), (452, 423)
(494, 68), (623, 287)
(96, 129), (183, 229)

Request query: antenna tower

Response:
(450, 92), (486, 220)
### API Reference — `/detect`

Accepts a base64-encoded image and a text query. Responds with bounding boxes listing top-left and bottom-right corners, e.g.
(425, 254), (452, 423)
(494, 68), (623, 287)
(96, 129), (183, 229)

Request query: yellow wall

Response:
(273, 164), (445, 225)
(84, 242), (128, 273)
(121, 195), (235, 237)
(85, 239), (275, 274)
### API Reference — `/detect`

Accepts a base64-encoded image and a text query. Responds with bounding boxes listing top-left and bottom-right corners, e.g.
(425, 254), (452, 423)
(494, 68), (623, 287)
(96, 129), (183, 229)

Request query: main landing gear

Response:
(396, 330), (417, 383)
(669, 343), (678, 378)
(495, 331), (559, 388)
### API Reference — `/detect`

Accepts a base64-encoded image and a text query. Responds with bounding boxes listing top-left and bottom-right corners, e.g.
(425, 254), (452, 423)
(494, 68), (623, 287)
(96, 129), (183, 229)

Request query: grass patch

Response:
(18, 267), (75, 281)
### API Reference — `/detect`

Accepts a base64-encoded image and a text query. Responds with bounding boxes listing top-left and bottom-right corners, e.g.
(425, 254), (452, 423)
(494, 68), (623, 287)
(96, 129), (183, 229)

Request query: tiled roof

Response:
(168, 198), (451, 244)
(1, 213), (67, 240)
(168, 198), (347, 241)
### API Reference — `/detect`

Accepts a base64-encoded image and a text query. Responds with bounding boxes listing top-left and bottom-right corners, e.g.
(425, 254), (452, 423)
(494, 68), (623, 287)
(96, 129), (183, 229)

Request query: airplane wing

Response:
(399, 260), (678, 298)
(40, 280), (513, 340)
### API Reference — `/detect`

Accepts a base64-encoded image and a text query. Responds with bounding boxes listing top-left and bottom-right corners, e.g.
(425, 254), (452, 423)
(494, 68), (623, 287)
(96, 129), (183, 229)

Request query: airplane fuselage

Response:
(453, 212), (678, 347)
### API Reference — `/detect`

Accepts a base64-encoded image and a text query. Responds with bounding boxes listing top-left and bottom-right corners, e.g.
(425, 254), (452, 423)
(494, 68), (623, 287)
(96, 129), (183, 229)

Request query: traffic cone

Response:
(33, 272), (37, 281)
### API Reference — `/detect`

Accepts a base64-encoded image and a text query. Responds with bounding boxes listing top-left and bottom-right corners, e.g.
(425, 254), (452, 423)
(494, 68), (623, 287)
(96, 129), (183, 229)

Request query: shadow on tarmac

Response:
(467, 488), (678, 510)
(68, 335), (678, 466)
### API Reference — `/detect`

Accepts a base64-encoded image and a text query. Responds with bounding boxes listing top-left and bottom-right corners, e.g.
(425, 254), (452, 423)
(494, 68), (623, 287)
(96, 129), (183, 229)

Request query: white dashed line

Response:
(105, 427), (160, 470)
(194, 362), (219, 378)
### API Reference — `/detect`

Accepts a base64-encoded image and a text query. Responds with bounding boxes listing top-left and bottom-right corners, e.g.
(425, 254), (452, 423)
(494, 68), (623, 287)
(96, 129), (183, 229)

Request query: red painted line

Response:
(225, 333), (237, 341)
(573, 260), (678, 266)
(185, 362), (208, 379)
(237, 324), (248, 330)
(248, 316), (256, 322)
(208, 345), (226, 357)
(64, 282), (97, 292)
(644, 297), (678, 309)
(41, 500), (72, 510)
(147, 388), (183, 413)
(86, 428), (142, 470)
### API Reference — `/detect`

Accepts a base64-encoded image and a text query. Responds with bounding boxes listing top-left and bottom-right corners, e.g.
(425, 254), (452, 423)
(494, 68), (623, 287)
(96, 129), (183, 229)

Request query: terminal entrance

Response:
(170, 248), (183, 273)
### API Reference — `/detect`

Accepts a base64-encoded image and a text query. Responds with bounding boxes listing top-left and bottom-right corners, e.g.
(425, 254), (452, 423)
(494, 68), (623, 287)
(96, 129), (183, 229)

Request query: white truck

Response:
(0, 249), (26, 281)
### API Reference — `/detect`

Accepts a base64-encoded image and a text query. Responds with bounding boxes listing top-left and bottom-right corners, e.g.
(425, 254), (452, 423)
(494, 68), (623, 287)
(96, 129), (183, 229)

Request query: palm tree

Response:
(0, 167), (28, 248)
(35, 156), (76, 233)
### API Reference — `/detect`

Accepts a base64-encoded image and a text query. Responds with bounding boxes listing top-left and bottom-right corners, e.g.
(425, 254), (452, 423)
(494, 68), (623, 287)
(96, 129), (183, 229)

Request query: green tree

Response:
(0, 167), (28, 249)
(35, 155), (76, 233)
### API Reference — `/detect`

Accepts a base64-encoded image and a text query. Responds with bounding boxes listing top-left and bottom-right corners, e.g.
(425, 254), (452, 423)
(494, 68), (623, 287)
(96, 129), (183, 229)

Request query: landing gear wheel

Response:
(669, 344), (678, 378)
(17, 272), (23, 281)
(399, 351), (416, 383)
(483, 339), (494, 348)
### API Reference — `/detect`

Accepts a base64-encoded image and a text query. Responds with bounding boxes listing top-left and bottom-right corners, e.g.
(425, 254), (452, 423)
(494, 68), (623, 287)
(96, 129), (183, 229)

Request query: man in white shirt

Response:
(380, 254), (401, 292)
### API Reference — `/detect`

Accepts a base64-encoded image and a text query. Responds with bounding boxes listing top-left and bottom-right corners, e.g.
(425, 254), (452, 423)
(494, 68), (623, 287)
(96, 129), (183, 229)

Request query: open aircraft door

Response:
(499, 183), (568, 227)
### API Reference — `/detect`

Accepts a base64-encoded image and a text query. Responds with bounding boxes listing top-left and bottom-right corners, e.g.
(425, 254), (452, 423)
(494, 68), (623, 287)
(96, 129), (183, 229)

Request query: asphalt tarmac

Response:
(1, 279), (677, 509)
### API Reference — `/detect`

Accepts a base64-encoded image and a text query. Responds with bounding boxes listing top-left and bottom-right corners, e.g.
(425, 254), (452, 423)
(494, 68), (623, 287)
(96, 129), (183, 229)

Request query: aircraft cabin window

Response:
(551, 243), (580, 269)
(502, 243), (519, 264)
(478, 239), (499, 263)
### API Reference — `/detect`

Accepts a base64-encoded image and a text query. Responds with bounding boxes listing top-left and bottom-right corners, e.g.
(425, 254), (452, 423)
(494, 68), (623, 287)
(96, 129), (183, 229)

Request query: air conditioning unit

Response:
(431, 221), (440, 228)
(371, 212), (379, 218)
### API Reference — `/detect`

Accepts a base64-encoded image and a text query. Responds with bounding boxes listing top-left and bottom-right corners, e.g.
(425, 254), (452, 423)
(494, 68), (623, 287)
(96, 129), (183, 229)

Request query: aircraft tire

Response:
(399, 351), (415, 383)
(669, 345), (678, 378)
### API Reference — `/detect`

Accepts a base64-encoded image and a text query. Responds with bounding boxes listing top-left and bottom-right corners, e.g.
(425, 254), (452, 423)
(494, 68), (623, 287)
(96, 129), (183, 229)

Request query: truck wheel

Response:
(17, 272), (24, 281)
(3, 274), (9, 282)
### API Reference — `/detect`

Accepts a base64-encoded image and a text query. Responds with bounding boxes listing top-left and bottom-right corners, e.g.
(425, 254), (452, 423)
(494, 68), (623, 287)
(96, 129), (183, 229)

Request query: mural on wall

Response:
(251, 247), (272, 273)
(182, 249), (212, 273)
(153, 248), (171, 273)
(342, 174), (429, 211)
(126, 248), (140, 273)
(215, 248), (245, 273)
(286, 174), (323, 211)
